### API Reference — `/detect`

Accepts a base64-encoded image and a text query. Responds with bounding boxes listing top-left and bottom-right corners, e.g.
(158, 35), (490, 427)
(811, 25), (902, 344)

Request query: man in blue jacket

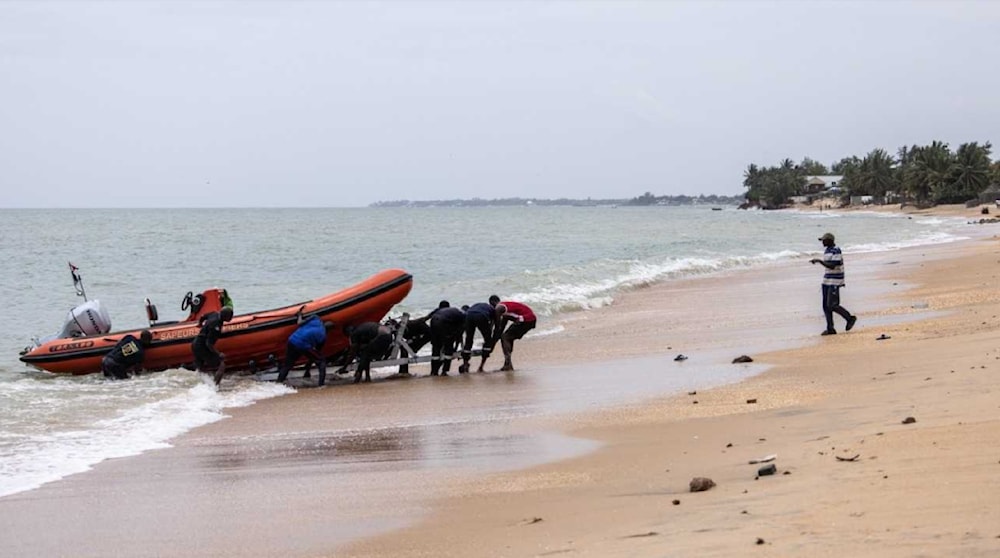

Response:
(276, 314), (335, 386)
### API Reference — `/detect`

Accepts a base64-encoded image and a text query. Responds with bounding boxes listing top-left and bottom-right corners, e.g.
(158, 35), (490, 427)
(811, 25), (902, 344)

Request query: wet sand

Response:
(1, 212), (998, 557)
(344, 225), (1000, 557)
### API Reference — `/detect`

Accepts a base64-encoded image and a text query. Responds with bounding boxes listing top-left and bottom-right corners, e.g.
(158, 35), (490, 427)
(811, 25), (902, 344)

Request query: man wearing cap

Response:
(810, 233), (857, 336)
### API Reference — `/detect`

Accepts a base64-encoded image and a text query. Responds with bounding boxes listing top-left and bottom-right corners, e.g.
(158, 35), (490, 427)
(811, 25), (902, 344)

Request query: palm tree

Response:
(943, 142), (993, 202)
(799, 157), (829, 176)
(904, 141), (951, 203)
(743, 164), (763, 202)
(852, 148), (897, 200)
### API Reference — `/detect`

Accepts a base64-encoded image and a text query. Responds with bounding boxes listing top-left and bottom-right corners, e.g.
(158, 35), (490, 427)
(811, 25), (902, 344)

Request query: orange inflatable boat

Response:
(19, 269), (413, 376)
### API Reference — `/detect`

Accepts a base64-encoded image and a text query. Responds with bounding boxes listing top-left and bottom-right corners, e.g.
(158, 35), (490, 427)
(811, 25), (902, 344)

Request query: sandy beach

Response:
(343, 209), (1000, 557)
(1, 207), (998, 558)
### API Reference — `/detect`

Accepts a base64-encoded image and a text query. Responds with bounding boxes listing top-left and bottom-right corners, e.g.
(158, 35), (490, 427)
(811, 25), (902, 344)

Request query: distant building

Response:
(804, 175), (844, 194)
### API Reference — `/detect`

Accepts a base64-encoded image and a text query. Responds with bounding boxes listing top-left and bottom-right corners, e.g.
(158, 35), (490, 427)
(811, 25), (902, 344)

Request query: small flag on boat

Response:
(69, 262), (87, 300)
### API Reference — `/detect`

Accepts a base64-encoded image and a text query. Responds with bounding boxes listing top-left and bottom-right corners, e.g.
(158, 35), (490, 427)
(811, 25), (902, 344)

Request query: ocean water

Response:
(0, 206), (970, 498)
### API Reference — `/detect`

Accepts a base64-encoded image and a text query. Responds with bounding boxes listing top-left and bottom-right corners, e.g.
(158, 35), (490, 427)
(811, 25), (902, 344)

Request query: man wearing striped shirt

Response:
(810, 232), (857, 336)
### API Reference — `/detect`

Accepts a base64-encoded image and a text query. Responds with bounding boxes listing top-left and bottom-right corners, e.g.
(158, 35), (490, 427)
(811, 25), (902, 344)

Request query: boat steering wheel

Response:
(181, 291), (194, 311)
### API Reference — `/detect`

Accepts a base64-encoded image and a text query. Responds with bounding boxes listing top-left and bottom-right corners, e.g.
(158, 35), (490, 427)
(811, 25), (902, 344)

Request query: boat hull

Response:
(20, 269), (413, 375)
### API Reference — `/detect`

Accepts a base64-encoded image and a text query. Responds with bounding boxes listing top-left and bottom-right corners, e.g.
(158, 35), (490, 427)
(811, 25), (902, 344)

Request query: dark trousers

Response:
(500, 319), (536, 362)
(355, 332), (392, 382)
(192, 341), (221, 370)
(822, 285), (851, 332)
(429, 317), (463, 375)
(399, 321), (431, 375)
(462, 313), (493, 359)
(277, 342), (327, 385)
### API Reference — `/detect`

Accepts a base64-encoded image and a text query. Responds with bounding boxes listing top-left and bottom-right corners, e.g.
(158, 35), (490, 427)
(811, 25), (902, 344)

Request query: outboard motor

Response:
(22, 300), (113, 356)
(21, 263), (112, 356)
(57, 299), (112, 338)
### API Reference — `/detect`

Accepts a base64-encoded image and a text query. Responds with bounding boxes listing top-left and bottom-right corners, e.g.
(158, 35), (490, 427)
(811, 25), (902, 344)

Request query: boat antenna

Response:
(69, 261), (88, 301)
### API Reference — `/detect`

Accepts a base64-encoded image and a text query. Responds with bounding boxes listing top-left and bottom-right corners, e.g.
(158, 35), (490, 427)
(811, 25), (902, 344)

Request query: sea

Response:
(0, 206), (972, 499)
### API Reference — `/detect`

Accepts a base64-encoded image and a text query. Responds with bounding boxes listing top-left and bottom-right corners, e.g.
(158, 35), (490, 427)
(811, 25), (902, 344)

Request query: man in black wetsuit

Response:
(102, 330), (153, 380)
(459, 298), (501, 373)
(339, 321), (393, 383)
(191, 306), (234, 385)
(397, 300), (450, 375)
(429, 305), (466, 376)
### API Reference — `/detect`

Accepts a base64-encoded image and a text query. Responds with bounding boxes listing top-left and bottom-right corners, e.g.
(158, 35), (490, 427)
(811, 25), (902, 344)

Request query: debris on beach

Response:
(674, 354), (688, 361)
(732, 355), (753, 363)
(746, 398), (757, 404)
(672, 499), (681, 505)
(902, 416), (917, 424)
(622, 531), (659, 539)
(756, 464), (777, 476)
(520, 517), (544, 525)
(689, 477), (716, 492)
(876, 334), (892, 340)
(835, 454), (861, 462)
(748, 454), (776, 464)
(756, 537), (766, 545)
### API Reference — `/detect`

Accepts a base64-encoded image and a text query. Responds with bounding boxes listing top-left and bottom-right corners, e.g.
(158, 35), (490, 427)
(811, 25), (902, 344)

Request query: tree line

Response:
(744, 141), (1000, 207)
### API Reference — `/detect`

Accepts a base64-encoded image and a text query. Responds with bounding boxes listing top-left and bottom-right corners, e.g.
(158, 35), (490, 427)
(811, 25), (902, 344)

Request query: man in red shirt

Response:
(494, 299), (537, 371)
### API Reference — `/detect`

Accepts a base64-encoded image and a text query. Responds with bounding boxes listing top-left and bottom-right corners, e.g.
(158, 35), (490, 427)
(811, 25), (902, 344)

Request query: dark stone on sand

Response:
(623, 531), (659, 539)
(688, 391), (697, 395)
(689, 477), (716, 492)
(672, 499), (681, 505)
(902, 416), (917, 424)
(756, 537), (766, 545)
(732, 355), (753, 363)
(726, 443), (733, 448)
(757, 464), (777, 476)
(746, 398), (757, 404)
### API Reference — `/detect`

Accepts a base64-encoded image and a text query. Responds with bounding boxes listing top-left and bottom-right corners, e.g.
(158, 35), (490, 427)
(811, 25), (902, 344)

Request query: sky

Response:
(1, 1), (999, 208)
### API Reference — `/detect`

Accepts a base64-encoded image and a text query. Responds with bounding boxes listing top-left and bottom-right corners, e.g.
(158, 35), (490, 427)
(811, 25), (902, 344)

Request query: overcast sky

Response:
(1, 1), (998, 208)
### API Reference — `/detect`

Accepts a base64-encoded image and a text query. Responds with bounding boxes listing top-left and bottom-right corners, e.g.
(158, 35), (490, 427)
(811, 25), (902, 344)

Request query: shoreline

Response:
(0, 207), (997, 557)
(339, 224), (1000, 556)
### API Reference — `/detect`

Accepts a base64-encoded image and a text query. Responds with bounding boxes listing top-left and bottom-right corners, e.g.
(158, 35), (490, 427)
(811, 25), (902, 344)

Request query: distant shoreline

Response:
(370, 194), (744, 208)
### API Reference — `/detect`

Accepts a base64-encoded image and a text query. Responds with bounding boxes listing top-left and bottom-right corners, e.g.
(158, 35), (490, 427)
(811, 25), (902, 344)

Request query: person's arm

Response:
(810, 251), (842, 270)
(502, 311), (524, 323)
(308, 333), (325, 361)
(809, 258), (838, 269)
(294, 306), (308, 326)
(207, 340), (225, 360)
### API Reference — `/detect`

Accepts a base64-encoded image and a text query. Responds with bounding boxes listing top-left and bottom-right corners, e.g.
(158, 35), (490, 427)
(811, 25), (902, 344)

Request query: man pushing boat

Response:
(102, 330), (153, 380)
(191, 306), (233, 385)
